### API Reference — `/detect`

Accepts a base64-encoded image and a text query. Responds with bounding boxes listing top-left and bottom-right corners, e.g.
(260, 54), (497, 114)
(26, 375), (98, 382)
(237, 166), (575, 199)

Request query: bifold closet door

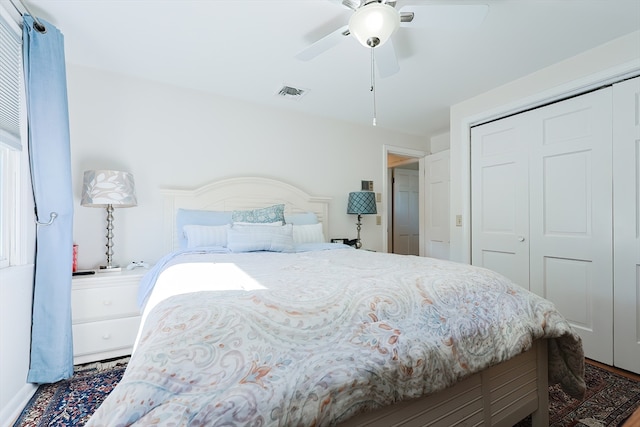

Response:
(613, 76), (640, 374)
(470, 116), (531, 290)
(527, 88), (613, 365)
(472, 87), (614, 365)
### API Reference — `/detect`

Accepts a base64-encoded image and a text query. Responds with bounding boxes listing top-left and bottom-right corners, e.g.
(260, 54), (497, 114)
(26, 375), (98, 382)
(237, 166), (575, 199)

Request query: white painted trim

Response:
(468, 60), (640, 129)
(382, 145), (427, 254)
(0, 383), (37, 427)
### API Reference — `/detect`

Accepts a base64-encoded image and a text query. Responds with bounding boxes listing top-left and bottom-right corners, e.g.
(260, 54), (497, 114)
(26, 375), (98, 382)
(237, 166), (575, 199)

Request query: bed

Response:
(86, 176), (585, 427)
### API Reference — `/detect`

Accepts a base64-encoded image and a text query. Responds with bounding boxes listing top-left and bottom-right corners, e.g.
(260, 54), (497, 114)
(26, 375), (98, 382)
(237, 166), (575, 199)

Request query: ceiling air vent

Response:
(277, 85), (308, 101)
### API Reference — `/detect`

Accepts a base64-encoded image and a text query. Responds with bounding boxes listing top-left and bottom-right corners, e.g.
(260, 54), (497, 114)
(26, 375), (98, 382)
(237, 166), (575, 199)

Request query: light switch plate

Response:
(456, 215), (462, 227)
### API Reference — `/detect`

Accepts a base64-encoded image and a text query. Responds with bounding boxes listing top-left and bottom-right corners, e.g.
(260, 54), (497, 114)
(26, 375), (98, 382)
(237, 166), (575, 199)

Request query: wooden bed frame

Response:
(160, 176), (550, 426)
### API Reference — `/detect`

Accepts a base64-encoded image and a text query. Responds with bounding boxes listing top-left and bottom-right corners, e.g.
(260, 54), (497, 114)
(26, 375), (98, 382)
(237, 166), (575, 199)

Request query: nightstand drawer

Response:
(72, 284), (140, 322)
(72, 316), (140, 357)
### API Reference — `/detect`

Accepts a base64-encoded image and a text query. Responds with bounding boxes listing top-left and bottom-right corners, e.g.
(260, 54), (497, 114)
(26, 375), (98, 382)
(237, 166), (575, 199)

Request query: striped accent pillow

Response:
(183, 224), (231, 248)
(292, 223), (325, 244)
(227, 224), (293, 253)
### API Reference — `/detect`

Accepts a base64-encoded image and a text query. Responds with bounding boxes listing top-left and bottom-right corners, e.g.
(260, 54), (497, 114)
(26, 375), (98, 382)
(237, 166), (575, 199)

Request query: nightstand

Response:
(71, 268), (147, 364)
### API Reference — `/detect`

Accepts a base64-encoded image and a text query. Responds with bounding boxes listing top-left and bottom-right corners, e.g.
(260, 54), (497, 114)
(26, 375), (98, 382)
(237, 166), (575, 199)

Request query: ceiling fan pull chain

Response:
(371, 47), (377, 126)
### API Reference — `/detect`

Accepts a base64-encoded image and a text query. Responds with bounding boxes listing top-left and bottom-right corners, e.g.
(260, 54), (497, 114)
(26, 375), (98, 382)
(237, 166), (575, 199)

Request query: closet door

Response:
(471, 116), (530, 289)
(528, 88), (613, 365)
(472, 87), (614, 364)
(613, 76), (640, 374)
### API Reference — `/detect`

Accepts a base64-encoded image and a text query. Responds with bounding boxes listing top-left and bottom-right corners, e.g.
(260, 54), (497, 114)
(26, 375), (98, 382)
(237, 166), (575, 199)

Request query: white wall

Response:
(449, 31), (640, 263)
(430, 131), (450, 154)
(67, 65), (427, 269)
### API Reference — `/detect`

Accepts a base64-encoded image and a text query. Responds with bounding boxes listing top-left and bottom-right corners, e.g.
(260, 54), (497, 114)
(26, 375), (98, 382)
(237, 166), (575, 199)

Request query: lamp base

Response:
(99, 265), (121, 272)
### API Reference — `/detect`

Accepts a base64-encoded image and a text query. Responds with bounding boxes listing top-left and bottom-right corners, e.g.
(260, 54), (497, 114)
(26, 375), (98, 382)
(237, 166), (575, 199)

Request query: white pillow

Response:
(227, 224), (293, 253)
(292, 223), (325, 244)
(183, 224), (230, 248)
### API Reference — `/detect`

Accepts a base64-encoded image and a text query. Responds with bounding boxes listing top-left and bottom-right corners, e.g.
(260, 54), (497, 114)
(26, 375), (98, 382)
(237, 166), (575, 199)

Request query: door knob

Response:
(517, 236), (525, 242)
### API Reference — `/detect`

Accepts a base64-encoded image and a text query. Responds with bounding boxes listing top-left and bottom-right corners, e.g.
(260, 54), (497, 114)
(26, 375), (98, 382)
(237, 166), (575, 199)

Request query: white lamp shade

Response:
(349, 2), (400, 48)
(81, 170), (137, 208)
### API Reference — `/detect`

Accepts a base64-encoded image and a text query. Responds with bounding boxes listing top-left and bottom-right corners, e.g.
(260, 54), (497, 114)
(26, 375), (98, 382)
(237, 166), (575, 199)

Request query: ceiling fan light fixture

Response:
(349, 2), (400, 48)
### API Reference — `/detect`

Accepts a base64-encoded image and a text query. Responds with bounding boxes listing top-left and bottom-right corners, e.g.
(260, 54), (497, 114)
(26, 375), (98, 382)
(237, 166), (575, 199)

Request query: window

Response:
(0, 8), (24, 268)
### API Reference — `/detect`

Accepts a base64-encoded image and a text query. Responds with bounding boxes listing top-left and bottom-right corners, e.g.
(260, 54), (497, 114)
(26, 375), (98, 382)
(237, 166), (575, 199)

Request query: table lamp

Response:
(347, 191), (377, 249)
(81, 170), (137, 271)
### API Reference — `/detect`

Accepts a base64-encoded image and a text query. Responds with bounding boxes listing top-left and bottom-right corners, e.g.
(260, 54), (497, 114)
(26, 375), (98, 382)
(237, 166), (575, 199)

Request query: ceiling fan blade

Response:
(341, 0), (362, 10)
(399, 4), (489, 29)
(327, 0), (361, 10)
(295, 25), (350, 61)
(375, 40), (399, 78)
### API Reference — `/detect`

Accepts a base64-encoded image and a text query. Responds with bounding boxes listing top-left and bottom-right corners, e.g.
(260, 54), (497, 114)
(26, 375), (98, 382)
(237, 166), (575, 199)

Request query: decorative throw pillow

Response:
(183, 224), (230, 248)
(227, 223), (293, 252)
(176, 209), (233, 248)
(292, 223), (325, 244)
(232, 221), (282, 227)
(231, 204), (285, 224)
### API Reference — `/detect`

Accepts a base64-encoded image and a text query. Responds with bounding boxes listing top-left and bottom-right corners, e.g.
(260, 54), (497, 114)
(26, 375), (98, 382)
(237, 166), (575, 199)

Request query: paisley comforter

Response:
(87, 247), (585, 426)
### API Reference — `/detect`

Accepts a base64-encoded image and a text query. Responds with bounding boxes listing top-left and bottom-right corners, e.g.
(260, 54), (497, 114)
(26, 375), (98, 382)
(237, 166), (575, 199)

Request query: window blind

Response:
(0, 10), (22, 151)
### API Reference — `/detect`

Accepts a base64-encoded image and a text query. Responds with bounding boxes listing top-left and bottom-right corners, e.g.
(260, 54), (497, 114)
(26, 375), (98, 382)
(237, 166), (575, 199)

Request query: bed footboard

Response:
(339, 339), (548, 427)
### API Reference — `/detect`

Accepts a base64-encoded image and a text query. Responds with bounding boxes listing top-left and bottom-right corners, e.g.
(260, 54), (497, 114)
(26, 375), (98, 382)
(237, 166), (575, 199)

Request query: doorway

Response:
(383, 146), (425, 254)
(391, 165), (419, 255)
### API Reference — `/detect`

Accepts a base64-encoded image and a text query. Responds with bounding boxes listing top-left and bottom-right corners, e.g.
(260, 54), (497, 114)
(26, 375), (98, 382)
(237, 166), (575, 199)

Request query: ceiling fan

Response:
(295, 0), (489, 78)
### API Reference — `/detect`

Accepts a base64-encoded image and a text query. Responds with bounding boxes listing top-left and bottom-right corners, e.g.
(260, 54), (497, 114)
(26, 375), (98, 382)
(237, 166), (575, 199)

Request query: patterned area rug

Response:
(515, 362), (640, 427)
(13, 358), (128, 427)
(13, 359), (640, 426)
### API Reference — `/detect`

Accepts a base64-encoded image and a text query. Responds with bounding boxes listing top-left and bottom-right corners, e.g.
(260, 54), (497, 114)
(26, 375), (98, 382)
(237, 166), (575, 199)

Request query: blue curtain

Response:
(23, 15), (74, 383)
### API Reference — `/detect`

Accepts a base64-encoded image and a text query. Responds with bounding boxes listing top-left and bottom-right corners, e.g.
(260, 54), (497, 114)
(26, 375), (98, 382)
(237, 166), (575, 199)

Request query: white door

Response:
(471, 116), (530, 289)
(424, 150), (450, 260)
(528, 88), (613, 365)
(393, 169), (419, 255)
(471, 87), (614, 364)
(613, 76), (640, 374)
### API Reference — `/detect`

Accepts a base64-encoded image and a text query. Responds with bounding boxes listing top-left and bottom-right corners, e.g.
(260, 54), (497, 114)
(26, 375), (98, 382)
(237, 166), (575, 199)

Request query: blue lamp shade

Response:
(347, 191), (377, 215)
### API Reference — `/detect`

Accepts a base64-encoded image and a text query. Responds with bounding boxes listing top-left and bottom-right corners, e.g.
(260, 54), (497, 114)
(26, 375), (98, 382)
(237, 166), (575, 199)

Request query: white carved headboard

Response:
(161, 176), (332, 252)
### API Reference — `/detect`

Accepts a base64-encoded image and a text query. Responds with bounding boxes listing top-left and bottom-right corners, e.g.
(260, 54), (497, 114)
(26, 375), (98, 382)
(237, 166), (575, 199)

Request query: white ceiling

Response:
(5, 0), (640, 137)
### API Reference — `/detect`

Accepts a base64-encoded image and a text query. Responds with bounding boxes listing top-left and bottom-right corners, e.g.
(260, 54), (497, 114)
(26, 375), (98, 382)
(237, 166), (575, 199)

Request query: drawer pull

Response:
(102, 334), (112, 340)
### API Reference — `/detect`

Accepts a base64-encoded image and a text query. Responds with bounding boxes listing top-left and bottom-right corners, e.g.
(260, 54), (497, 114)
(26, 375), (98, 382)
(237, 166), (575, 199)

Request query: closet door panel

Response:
(529, 88), (613, 364)
(471, 119), (529, 289)
(613, 76), (640, 374)
(543, 257), (591, 326)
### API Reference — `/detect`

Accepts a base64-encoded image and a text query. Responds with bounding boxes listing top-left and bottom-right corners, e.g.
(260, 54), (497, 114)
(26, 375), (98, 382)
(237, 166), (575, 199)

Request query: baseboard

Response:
(0, 383), (37, 427)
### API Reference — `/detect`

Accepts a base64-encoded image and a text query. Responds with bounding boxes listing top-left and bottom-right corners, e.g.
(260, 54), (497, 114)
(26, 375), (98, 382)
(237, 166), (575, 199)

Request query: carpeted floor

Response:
(12, 358), (640, 426)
